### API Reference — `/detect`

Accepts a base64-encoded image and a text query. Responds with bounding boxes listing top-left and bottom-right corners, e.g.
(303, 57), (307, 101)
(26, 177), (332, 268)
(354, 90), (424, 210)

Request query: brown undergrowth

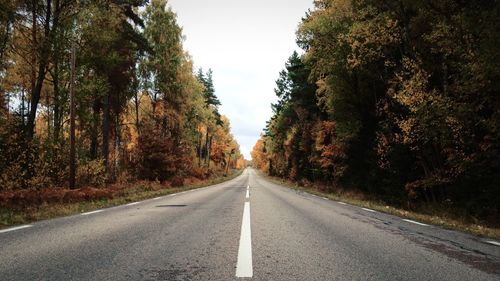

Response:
(0, 169), (243, 229)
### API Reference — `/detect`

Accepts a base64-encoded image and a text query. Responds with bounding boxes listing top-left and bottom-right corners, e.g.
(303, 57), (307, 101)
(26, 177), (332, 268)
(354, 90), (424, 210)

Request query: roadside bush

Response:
(77, 159), (107, 187)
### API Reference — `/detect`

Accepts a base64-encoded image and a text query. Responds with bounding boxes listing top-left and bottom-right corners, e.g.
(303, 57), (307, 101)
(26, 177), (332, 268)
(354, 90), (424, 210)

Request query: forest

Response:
(0, 0), (244, 199)
(252, 0), (499, 225)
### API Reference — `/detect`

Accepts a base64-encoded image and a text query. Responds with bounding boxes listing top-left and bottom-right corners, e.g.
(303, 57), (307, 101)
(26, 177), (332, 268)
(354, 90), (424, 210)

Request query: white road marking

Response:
(0, 224), (33, 234)
(321, 197), (329, 200)
(236, 202), (253, 278)
(126, 202), (139, 206)
(81, 210), (103, 216)
(337, 202), (347, 205)
(485, 240), (500, 247)
(402, 219), (429, 226)
(246, 189), (250, 199)
(247, 185), (249, 190)
(361, 207), (377, 213)
(152, 197), (161, 200)
(311, 194), (318, 197)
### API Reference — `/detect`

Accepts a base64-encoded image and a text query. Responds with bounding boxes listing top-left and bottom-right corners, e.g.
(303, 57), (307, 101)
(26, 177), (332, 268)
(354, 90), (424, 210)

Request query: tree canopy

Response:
(253, 0), (499, 223)
(0, 0), (244, 191)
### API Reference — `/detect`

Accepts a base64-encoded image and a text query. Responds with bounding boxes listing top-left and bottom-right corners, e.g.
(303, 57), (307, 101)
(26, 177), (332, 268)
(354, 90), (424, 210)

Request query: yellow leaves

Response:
(346, 14), (401, 69)
(394, 57), (431, 112)
(251, 138), (268, 173)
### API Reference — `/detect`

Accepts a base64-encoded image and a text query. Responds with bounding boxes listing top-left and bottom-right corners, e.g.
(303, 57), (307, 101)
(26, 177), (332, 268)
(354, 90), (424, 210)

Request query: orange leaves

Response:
(251, 138), (268, 172)
(312, 120), (345, 177)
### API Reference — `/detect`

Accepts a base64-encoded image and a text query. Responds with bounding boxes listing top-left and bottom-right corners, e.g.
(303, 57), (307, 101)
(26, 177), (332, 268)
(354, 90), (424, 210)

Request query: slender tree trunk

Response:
(207, 135), (213, 169)
(197, 129), (202, 167)
(21, 89), (25, 125)
(90, 98), (100, 159)
(115, 111), (120, 175)
(27, 0), (52, 139)
(103, 93), (110, 173)
(69, 36), (76, 188)
(46, 85), (51, 137)
(52, 0), (61, 142)
(29, 0), (36, 134)
(52, 62), (61, 141)
(134, 91), (140, 132)
(204, 130), (209, 165)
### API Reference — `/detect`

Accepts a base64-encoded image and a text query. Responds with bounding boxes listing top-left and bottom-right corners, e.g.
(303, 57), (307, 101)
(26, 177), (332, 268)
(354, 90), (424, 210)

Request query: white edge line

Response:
(337, 201), (347, 205)
(361, 207), (377, 213)
(126, 202), (139, 206)
(402, 219), (429, 226)
(0, 224), (33, 234)
(321, 197), (328, 200)
(236, 201), (253, 277)
(81, 210), (103, 216)
(152, 197), (161, 200)
(485, 240), (500, 247)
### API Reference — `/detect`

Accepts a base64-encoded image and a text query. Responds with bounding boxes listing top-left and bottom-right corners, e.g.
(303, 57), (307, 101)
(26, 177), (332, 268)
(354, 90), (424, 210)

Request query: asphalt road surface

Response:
(1, 168), (499, 280)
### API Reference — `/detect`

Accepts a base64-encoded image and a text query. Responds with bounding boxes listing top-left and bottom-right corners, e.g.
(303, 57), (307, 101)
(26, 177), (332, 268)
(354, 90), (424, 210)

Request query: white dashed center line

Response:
(402, 219), (429, 226)
(236, 201), (253, 278)
(0, 224), (33, 234)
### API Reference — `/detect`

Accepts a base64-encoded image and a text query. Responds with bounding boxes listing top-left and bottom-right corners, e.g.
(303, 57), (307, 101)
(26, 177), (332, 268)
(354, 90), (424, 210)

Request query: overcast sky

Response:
(167, 0), (313, 159)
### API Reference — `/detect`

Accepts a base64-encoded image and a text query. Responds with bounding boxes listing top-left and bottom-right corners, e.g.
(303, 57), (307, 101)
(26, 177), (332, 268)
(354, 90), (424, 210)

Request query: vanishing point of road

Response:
(1, 168), (499, 280)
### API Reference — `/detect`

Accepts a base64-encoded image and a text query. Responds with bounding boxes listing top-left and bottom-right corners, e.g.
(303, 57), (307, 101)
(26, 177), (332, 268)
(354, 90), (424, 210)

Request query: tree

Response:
(256, 0), (499, 222)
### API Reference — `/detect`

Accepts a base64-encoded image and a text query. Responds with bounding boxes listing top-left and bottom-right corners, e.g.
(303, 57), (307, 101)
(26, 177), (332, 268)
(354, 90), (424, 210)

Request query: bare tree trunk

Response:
(27, 0), (52, 139)
(115, 111), (120, 175)
(204, 129), (209, 165)
(69, 36), (76, 188)
(207, 135), (212, 169)
(197, 129), (202, 167)
(52, 0), (62, 142)
(21, 89), (26, 126)
(52, 61), (61, 141)
(46, 82), (51, 137)
(134, 91), (140, 132)
(29, 0), (36, 134)
(103, 93), (110, 173)
(90, 98), (99, 159)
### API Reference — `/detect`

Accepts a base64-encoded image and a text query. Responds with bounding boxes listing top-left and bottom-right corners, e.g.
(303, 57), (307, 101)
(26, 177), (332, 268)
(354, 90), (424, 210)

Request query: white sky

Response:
(167, 0), (313, 159)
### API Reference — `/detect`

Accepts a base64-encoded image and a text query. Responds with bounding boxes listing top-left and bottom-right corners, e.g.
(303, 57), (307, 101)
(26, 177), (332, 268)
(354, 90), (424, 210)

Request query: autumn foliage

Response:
(0, 0), (243, 200)
(253, 0), (499, 224)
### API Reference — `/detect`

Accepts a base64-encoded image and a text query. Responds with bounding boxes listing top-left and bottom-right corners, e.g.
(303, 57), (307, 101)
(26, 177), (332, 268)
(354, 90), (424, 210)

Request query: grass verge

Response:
(0, 169), (244, 230)
(257, 170), (500, 241)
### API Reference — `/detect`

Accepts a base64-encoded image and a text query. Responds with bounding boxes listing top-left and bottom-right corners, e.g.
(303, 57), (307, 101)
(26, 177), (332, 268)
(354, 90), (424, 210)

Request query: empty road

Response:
(1, 168), (499, 280)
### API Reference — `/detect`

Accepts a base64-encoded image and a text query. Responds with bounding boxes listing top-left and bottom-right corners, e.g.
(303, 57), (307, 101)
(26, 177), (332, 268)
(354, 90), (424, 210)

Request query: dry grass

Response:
(259, 171), (500, 240)
(0, 169), (243, 229)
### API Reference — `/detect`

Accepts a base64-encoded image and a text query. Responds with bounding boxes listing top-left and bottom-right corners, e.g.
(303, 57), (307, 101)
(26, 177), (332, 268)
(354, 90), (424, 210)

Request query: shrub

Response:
(77, 159), (107, 187)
